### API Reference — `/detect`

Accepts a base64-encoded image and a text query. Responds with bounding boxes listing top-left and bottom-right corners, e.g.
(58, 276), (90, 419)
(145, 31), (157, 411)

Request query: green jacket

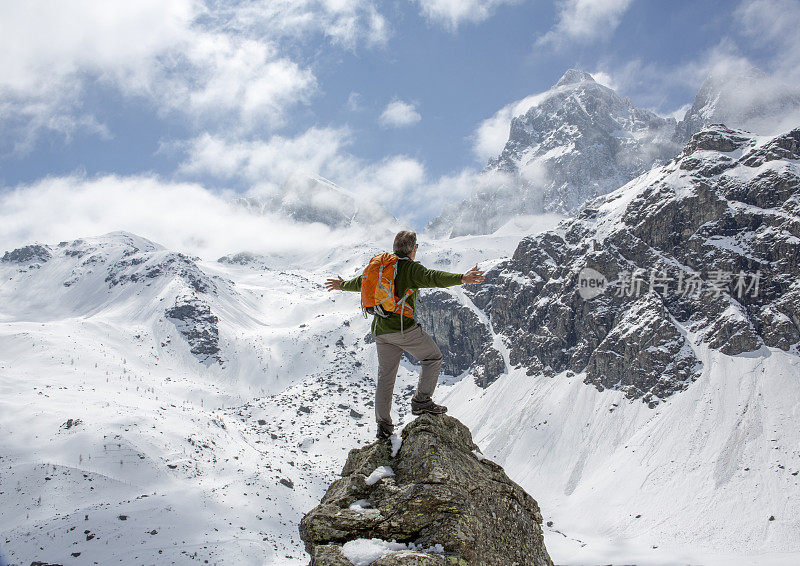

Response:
(341, 256), (463, 335)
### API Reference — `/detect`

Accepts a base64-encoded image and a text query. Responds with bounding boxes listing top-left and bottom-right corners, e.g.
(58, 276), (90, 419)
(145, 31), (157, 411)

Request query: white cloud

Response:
(379, 100), (422, 128)
(0, 0), (388, 153)
(537, 0), (634, 47)
(471, 92), (548, 161)
(176, 34), (317, 131)
(177, 127), (483, 230)
(357, 156), (426, 194)
(588, 70), (618, 91)
(415, 0), (522, 31)
(226, 0), (390, 49)
(735, 0), (800, 83)
(0, 174), (376, 261)
(180, 127), (352, 184)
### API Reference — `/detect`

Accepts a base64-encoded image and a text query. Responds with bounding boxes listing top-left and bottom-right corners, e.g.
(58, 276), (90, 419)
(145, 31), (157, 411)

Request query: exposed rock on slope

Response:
(1, 243), (52, 265)
(165, 295), (223, 365)
(414, 290), (505, 387)
(299, 414), (552, 565)
(459, 125), (800, 406)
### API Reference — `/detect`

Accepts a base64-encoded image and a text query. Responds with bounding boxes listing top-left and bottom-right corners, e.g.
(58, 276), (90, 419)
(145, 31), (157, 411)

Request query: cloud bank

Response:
(0, 174), (379, 262)
(0, 0), (388, 154)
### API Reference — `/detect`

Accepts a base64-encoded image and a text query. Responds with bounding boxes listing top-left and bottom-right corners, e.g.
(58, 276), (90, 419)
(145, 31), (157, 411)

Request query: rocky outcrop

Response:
(299, 414), (552, 566)
(1, 244), (52, 265)
(463, 125), (800, 406)
(165, 295), (223, 365)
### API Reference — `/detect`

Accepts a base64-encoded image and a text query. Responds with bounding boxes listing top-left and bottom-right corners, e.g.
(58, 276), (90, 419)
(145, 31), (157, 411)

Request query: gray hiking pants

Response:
(375, 324), (442, 427)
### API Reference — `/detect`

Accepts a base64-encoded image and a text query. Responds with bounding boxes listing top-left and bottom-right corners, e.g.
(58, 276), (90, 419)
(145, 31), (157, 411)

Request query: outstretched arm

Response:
(408, 261), (484, 288)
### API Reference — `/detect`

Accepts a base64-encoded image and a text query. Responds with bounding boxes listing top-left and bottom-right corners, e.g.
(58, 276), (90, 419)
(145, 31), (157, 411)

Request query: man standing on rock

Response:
(325, 230), (485, 439)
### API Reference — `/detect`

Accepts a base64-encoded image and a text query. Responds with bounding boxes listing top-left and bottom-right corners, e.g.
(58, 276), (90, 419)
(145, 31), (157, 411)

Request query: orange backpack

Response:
(361, 253), (415, 330)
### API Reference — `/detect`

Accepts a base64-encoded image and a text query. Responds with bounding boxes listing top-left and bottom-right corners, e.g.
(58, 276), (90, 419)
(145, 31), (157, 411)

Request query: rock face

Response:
(299, 414), (552, 566)
(165, 295), (223, 366)
(461, 125), (800, 406)
(414, 290), (505, 387)
(1, 244), (52, 265)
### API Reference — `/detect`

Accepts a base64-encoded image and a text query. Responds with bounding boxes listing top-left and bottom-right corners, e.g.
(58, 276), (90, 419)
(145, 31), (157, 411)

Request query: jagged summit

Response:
(299, 413), (552, 565)
(554, 68), (596, 87)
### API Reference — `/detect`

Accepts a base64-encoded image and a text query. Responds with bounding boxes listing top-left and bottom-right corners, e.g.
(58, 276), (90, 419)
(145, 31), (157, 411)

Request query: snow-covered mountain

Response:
(427, 69), (680, 237)
(428, 67), (800, 238)
(448, 125), (800, 402)
(0, 229), (516, 565)
(424, 122), (800, 390)
(425, 125), (800, 562)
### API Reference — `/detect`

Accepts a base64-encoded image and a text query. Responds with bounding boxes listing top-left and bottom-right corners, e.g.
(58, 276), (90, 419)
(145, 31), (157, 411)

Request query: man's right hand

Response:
(325, 276), (344, 291)
(461, 265), (485, 285)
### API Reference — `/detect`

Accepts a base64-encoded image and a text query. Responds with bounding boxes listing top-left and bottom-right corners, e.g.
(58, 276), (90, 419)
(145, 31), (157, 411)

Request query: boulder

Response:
(299, 414), (552, 566)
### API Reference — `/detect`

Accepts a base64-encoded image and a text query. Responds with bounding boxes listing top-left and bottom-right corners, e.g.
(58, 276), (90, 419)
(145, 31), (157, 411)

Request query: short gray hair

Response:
(393, 230), (417, 257)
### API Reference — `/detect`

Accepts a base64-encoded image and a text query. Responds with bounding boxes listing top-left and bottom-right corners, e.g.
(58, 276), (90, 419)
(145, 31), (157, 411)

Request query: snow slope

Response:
(440, 341), (800, 565)
(0, 228), (523, 565)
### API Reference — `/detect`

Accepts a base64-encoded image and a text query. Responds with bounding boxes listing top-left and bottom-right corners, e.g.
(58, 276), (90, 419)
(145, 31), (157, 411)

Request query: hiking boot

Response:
(410, 398), (448, 416)
(376, 422), (394, 440)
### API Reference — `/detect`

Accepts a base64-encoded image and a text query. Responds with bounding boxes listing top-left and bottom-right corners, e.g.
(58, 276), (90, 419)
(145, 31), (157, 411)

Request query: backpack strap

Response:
(394, 257), (415, 335)
(397, 288), (415, 335)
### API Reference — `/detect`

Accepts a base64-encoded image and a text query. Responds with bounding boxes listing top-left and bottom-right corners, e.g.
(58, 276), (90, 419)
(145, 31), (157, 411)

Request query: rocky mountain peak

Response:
(299, 413), (552, 565)
(427, 66), (800, 238)
(554, 68), (596, 88)
(426, 69), (679, 236)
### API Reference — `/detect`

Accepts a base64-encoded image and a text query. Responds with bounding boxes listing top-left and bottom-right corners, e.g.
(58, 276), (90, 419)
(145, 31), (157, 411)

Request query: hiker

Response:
(325, 230), (485, 439)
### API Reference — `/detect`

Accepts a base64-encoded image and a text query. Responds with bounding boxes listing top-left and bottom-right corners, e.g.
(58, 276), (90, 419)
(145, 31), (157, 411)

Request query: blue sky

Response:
(1, 0), (798, 252)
